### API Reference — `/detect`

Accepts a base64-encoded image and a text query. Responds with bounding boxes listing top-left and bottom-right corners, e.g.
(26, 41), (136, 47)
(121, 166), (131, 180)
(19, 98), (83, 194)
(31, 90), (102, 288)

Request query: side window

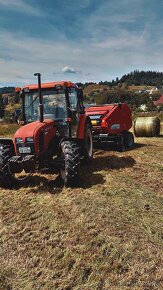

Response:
(69, 90), (78, 110)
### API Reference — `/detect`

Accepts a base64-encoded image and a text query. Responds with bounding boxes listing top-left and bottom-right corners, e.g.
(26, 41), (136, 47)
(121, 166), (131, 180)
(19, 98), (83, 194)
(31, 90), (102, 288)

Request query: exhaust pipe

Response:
(34, 73), (44, 123)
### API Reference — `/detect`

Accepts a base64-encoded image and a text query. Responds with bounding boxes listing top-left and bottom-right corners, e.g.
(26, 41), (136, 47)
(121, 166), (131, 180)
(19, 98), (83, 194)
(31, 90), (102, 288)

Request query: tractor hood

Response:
(14, 119), (56, 155)
(14, 120), (55, 141)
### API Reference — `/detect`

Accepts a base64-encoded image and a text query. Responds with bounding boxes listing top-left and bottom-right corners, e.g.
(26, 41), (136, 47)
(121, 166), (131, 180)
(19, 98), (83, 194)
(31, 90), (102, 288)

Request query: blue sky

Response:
(1, 0), (163, 86)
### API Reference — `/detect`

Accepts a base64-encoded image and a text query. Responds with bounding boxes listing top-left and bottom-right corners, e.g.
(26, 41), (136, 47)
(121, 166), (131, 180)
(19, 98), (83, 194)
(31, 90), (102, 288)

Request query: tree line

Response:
(85, 87), (161, 111)
(98, 70), (163, 87)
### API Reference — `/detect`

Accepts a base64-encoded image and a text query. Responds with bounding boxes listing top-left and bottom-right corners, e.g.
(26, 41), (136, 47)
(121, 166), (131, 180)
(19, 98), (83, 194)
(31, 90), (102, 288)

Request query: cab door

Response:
(68, 90), (80, 138)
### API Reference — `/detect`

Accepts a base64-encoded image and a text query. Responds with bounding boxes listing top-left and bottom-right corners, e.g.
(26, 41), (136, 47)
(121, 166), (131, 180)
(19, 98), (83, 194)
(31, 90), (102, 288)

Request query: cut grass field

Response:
(0, 132), (163, 289)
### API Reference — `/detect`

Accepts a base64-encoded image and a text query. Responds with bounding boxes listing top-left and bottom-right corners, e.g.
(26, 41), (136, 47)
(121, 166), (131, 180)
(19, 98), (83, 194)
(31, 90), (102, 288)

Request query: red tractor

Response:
(86, 103), (134, 151)
(0, 73), (93, 187)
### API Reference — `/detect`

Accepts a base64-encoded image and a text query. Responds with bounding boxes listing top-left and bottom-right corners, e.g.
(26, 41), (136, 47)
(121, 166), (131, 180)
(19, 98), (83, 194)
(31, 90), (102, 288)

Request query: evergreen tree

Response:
(0, 94), (5, 118)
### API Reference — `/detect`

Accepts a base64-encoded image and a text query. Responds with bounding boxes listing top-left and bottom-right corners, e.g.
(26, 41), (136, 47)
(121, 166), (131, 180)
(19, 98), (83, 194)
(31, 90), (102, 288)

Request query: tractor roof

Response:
(22, 81), (77, 91)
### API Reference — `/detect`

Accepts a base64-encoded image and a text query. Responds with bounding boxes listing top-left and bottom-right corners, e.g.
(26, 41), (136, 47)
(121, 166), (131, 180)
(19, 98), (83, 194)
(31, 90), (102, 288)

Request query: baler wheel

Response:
(60, 141), (80, 187)
(0, 144), (14, 187)
(123, 132), (134, 149)
(116, 139), (125, 152)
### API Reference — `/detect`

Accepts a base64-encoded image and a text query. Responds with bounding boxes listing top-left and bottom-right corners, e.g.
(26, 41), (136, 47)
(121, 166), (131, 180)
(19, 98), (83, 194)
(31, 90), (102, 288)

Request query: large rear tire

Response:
(0, 144), (14, 187)
(60, 141), (80, 187)
(83, 122), (93, 161)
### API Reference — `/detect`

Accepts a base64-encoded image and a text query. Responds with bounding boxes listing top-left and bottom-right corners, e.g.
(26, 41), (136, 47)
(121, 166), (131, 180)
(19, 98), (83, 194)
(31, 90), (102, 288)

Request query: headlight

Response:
(26, 137), (34, 142)
(91, 120), (98, 126)
(16, 138), (23, 143)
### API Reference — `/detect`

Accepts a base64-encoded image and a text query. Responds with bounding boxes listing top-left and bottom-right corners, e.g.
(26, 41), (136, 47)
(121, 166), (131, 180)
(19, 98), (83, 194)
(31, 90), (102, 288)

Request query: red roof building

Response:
(153, 95), (163, 106)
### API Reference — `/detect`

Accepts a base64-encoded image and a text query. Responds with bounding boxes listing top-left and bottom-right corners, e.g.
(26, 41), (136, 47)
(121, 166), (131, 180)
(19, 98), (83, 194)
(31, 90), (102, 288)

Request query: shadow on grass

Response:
(0, 155), (135, 192)
(132, 142), (147, 149)
(80, 154), (136, 188)
(19, 174), (64, 194)
(95, 142), (150, 151)
(134, 142), (156, 149)
(0, 173), (63, 194)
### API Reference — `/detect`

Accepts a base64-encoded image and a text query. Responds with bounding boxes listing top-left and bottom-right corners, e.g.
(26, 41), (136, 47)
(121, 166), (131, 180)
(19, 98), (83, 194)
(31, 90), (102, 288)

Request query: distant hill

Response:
(0, 87), (15, 94)
(83, 84), (109, 95)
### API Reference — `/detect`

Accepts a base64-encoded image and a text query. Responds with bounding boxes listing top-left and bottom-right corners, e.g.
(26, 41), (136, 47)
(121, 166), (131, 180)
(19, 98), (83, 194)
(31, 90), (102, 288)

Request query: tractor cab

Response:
(24, 88), (68, 122)
(20, 81), (84, 124)
(16, 77), (85, 140)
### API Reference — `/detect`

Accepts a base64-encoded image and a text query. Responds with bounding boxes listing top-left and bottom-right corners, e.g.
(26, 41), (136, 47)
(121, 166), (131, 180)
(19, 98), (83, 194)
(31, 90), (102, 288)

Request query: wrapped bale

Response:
(134, 117), (160, 137)
(160, 122), (163, 136)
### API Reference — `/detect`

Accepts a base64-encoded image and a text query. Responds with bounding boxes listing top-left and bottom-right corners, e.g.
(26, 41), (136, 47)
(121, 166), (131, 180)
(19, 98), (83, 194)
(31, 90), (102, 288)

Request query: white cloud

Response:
(61, 66), (78, 74)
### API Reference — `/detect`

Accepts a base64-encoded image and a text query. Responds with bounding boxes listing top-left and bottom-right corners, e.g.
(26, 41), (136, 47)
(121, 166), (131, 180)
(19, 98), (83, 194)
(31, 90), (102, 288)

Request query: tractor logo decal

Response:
(111, 124), (120, 130)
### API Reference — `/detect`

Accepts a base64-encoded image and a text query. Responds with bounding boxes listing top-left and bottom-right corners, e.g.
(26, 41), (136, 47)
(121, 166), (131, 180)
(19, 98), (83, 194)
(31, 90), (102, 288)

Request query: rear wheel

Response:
(116, 139), (125, 152)
(83, 122), (93, 161)
(60, 141), (80, 187)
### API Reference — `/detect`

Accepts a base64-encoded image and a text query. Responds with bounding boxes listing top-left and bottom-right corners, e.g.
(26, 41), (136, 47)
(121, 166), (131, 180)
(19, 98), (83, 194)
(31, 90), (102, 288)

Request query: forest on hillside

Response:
(98, 70), (163, 87)
(118, 70), (163, 86)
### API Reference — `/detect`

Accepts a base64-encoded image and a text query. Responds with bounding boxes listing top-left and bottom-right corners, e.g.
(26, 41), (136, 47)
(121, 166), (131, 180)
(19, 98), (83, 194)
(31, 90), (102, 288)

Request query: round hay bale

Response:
(160, 122), (163, 136)
(134, 117), (160, 137)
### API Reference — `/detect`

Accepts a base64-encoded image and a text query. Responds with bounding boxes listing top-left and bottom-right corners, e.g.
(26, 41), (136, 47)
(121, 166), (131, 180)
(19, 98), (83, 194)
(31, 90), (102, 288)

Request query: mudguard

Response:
(0, 138), (15, 150)
(77, 115), (92, 139)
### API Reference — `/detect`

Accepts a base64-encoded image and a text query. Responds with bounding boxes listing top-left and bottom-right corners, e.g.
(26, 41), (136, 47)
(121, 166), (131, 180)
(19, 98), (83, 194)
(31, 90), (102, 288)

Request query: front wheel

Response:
(0, 144), (14, 187)
(0, 143), (32, 187)
(60, 141), (80, 187)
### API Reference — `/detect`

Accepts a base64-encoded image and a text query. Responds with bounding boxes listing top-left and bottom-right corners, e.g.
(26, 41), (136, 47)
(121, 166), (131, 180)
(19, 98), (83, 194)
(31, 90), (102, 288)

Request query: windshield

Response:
(24, 89), (67, 122)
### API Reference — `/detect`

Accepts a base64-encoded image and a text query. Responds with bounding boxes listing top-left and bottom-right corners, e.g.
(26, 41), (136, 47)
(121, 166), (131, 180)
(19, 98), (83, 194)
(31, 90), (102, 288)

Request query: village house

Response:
(153, 95), (163, 109)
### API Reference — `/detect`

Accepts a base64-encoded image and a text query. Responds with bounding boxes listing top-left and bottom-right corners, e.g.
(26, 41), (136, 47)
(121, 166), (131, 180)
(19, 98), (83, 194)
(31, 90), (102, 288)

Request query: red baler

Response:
(86, 103), (134, 151)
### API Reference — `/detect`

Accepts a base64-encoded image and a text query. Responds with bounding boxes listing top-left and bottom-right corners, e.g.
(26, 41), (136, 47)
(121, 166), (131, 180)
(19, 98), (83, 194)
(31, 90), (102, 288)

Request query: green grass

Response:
(0, 137), (163, 289)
